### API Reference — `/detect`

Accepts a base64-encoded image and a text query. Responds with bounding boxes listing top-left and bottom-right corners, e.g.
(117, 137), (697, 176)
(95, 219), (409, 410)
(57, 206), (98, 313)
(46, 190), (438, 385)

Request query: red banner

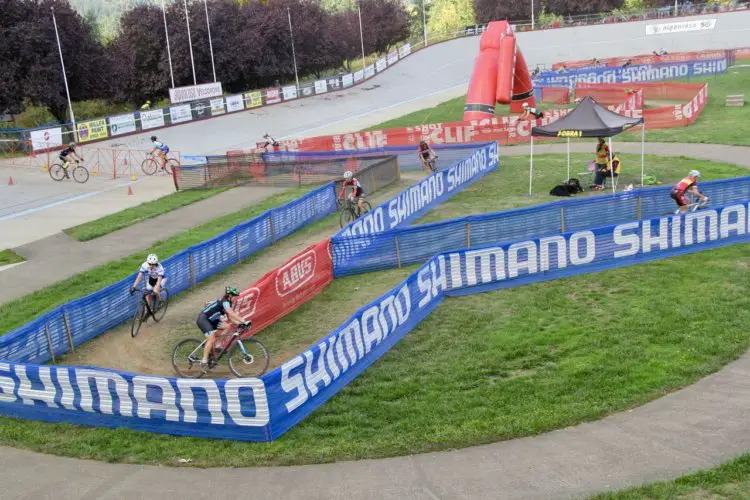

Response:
(234, 239), (333, 334)
(551, 47), (749, 70)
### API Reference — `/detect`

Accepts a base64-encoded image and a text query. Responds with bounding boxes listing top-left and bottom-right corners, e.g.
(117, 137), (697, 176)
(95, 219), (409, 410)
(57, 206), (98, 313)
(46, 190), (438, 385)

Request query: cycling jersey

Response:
(202, 298), (232, 324)
(139, 262), (165, 280)
(527, 107), (543, 119)
(340, 178), (363, 199)
(673, 176), (697, 195)
(418, 144), (431, 159)
(153, 141), (169, 153)
(59, 147), (74, 159)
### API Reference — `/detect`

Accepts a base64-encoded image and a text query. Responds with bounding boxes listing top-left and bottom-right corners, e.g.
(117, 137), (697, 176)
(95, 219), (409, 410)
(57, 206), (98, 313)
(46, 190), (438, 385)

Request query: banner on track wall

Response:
(264, 88), (282, 105)
(354, 70), (365, 82)
(139, 109), (165, 130)
(192, 99), (212, 120)
(364, 65), (375, 78)
(282, 86), (298, 101)
(314, 80), (328, 94)
(645, 18), (716, 36)
(30, 127), (63, 151)
(77, 119), (109, 143)
(169, 104), (192, 124)
(210, 98), (226, 116)
(398, 43), (411, 58)
(342, 74), (354, 87)
(552, 48), (744, 70)
(245, 91), (263, 108)
(226, 95), (244, 113)
(169, 82), (223, 104)
(387, 50), (399, 66)
(299, 83), (315, 97)
(108, 114), (136, 136)
(375, 58), (387, 72)
(326, 77), (341, 91)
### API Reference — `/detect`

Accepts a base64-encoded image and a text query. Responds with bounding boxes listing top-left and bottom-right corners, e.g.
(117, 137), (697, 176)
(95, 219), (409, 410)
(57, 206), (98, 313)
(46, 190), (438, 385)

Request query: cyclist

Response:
(149, 136), (170, 174)
(262, 133), (280, 150)
(339, 170), (366, 214)
(417, 140), (437, 172)
(197, 286), (249, 372)
(58, 142), (83, 178)
(521, 102), (544, 120)
(671, 170), (709, 213)
(129, 254), (166, 316)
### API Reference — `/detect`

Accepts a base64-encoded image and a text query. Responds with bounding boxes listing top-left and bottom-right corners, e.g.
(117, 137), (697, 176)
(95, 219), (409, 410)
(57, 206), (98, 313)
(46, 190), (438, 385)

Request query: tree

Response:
(360, 0), (410, 54)
(427, 0), (475, 35)
(546, 0), (624, 16)
(473, 0), (541, 23)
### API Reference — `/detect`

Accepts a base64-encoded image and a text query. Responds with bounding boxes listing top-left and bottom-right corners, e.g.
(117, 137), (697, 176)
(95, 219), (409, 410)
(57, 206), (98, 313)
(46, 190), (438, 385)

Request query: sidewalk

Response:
(0, 185), (283, 306)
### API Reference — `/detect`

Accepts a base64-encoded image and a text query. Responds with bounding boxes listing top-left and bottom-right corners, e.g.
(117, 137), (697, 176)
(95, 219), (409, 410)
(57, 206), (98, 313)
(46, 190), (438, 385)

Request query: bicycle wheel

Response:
(141, 158), (158, 176)
(49, 163), (66, 181)
(172, 339), (206, 378)
(72, 165), (89, 184)
(166, 158), (180, 175)
(131, 301), (145, 338)
(339, 208), (354, 228)
(151, 287), (170, 322)
(228, 338), (270, 377)
(358, 201), (373, 217)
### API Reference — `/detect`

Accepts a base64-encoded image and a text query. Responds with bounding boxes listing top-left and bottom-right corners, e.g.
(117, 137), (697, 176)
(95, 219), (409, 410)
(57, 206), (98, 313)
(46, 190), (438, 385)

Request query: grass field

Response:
(591, 453), (750, 499)
(2, 155), (749, 467)
(366, 66), (750, 146)
(0, 249), (25, 266)
(64, 187), (230, 241)
(0, 186), (314, 337)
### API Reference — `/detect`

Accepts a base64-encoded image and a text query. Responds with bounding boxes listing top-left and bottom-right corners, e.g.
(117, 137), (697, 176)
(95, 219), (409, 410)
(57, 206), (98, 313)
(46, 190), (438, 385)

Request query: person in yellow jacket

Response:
(593, 152), (621, 190)
(140, 100), (152, 110)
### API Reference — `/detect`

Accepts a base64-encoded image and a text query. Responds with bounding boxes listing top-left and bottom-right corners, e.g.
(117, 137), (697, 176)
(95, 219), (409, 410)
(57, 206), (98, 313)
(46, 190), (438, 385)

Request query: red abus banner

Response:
(551, 48), (747, 70)
(234, 239), (333, 334)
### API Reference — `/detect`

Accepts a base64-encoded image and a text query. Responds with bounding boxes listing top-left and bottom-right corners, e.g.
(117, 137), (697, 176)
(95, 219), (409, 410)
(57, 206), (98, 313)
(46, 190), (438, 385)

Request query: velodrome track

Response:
(3, 10), (750, 499)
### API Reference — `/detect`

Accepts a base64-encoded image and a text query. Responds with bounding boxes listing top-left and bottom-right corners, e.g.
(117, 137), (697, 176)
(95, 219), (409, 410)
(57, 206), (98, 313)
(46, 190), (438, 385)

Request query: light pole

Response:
(51, 7), (77, 142)
(422, 0), (427, 46)
(183, 0), (197, 85)
(358, 3), (366, 71)
(203, 0), (216, 82)
(531, 0), (535, 30)
(287, 7), (300, 91)
(161, 0), (175, 88)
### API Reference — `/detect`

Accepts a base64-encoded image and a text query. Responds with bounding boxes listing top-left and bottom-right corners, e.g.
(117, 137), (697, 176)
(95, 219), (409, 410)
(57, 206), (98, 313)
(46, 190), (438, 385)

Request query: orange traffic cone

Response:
(7, 176), (14, 186)
(127, 186), (134, 196)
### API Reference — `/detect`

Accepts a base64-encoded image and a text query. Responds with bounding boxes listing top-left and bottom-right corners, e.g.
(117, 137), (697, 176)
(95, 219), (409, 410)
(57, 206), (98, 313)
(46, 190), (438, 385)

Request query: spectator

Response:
(593, 152), (621, 190)
(557, 65), (568, 73)
(622, 59), (633, 68)
(591, 137), (610, 190)
(140, 100), (152, 110)
(521, 102), (544, 120)
(273, 79), (281, 88)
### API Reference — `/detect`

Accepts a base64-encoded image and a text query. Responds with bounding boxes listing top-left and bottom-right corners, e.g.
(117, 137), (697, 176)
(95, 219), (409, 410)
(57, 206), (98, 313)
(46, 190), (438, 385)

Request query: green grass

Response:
(365, 66), (750, 146)
(1, 155), (749, 467)
(0, 250), (25, 266)
(0, 186), (313, 337)
(591, 453), (750, 499)
(64, 188), (230, 241)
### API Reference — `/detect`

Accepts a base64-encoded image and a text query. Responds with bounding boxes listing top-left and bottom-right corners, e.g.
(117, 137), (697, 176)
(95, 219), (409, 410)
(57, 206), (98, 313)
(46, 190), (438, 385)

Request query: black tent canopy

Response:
(527, 96), (646, 195)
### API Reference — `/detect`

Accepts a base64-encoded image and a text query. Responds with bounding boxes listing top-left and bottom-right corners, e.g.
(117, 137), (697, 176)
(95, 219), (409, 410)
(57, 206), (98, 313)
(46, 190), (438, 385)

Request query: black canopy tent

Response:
(528, 96), (645, 195)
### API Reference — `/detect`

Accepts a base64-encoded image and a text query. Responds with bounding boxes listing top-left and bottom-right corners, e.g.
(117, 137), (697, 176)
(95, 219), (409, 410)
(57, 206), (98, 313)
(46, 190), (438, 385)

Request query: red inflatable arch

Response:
(464, 20), (535, 120)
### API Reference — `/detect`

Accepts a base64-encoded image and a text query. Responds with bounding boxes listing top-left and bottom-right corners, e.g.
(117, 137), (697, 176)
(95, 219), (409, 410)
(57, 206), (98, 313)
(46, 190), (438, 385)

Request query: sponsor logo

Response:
(557, 130), (582, 137)
(43, 131), (50, 141)
(234, 287), (261, 317)
(276, 250), (316, 297)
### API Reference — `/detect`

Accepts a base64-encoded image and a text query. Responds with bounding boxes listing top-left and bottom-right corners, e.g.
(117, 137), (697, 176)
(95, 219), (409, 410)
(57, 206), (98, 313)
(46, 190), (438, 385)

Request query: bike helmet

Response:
(69, 142), (76, 148)
(225, 286), (240, 297)
(522, 102), (529, 108)
(344, 171), (353, 180)
(150, 136), (157, 141)
(689, 170), (701, 178)
(146, 254), (159, 265)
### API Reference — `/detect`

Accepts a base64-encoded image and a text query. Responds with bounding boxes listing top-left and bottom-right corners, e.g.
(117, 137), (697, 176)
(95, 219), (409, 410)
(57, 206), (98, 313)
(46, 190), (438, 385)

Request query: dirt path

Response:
(60, 173), (423, 377)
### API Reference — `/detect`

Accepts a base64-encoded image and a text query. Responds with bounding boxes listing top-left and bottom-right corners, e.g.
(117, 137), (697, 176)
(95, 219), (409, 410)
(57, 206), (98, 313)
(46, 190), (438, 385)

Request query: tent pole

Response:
(529, 136), (534, 196)
(609, 136), (615, 195)
(641, 123), (645, 187)
(567, 138), (570, 181)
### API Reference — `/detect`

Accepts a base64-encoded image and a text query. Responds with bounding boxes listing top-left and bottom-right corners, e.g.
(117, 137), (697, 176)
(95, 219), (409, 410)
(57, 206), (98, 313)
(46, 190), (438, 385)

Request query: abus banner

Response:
(169, 105), (192, 124)
(169, 82), (223, 104)
(140, 110), (165, 130)
(30, 127), (63, 151)
(108, 114), (136, 136)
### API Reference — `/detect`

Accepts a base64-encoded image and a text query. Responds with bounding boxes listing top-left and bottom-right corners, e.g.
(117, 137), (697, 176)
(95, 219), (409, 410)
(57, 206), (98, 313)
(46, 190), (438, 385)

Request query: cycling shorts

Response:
(158, 147), (169, 155)
(146, 276), (167, 290)
(671, 189), (689, 207)
(353, 186), (364, 197)
(197, 313), (221, 337)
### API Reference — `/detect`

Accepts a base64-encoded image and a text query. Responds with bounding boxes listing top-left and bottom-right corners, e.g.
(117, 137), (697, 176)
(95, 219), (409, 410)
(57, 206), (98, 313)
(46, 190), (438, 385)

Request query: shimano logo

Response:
(276, 250), (316, 297)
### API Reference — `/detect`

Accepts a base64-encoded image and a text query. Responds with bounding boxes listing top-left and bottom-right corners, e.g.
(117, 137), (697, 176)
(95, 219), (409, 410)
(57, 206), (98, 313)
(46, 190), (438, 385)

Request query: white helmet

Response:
(522, 102), (529, 108)
(344, 171), (353, 180)
(689, 170), (701, 178)
(146, 254), (159, 265)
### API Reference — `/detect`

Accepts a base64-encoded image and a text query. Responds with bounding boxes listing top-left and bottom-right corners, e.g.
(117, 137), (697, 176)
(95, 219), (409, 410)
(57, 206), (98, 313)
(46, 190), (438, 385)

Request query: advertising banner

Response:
(364, 65), (375, 78)
(326, 76), (341, 92)
(646, 18), (716, 35)
(108, 114), (136, 136)
(245, 91), (263, 108)
(169, 82), (223, 104)
(314, 80), (328, 94)
(342, 74), (354, 87)
(354, 70), (365, 83)
(191, 99), (212, 120)
(398, 44), (412, 58)
(77, 119), (109, 143)
(226, 95), (244, 113)
(387, 50), (399, 66)
(264, 88), (282, 105)
(210, 98), (226, 116)
(282, 86), (298, 101)
(140, 109), (165, 130)
(553, 49), (731, 70)
(169, 104), (192, 124)
(30, 127), (63, 151)
(299, 83), (315, 98)
(375, 58), (387, 72)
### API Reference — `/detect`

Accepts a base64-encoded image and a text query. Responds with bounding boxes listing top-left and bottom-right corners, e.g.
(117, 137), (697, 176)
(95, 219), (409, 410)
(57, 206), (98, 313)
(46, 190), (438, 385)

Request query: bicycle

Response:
(141, 153), (179, 176)
(130, 286), (170, 338)
(675, 193), (709, 214)
(421, 155), (439, 174)
(171, 323), (270, 378)
(49, 160), (89, 184)
(338, 196), (373, 228)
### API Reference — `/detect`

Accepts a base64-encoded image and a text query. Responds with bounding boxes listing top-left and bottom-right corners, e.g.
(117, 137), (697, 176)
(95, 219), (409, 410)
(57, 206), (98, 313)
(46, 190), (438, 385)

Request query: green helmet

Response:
(225, 286), (240, 297)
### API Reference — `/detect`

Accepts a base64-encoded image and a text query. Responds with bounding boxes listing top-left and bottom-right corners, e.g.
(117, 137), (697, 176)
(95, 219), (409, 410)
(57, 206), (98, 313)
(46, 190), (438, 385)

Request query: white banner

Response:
(342, 74), (354, 87)
(30, 127), (63, 151)
(282, 85), (298, 100)
(210, 98), (226, 115)
(169, 82), (224, 104)
(226, 94), (244, 113)
(354, 70), (365, 82)
(108, 114), (136, 136)
(398, 44), (412, 58)
(387, 50), (398, 66)
(375, 58), (387, 72)
(314, 80), (328, 94)
(646, 18), (716, 35)
(140, 110), (165, 130)
(365, 65), (376, 78)
(169, 104), (192, 124)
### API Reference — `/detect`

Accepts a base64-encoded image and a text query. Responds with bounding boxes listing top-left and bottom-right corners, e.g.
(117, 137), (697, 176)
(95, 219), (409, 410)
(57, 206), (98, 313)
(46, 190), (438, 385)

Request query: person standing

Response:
(592, 137), (610, 190)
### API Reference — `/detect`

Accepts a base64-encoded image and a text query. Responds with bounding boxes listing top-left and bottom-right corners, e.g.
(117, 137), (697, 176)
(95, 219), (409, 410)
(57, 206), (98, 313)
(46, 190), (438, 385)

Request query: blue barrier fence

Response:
(0, 183), (339, 365)
(331, 176), (750, 276)
(533, 58), (728, 88)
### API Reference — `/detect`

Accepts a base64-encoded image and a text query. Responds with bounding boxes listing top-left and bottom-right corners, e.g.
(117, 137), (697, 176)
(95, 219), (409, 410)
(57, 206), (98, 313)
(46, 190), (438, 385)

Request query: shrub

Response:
(14, 106), (57, 128)
(71, 100), (129, 120)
